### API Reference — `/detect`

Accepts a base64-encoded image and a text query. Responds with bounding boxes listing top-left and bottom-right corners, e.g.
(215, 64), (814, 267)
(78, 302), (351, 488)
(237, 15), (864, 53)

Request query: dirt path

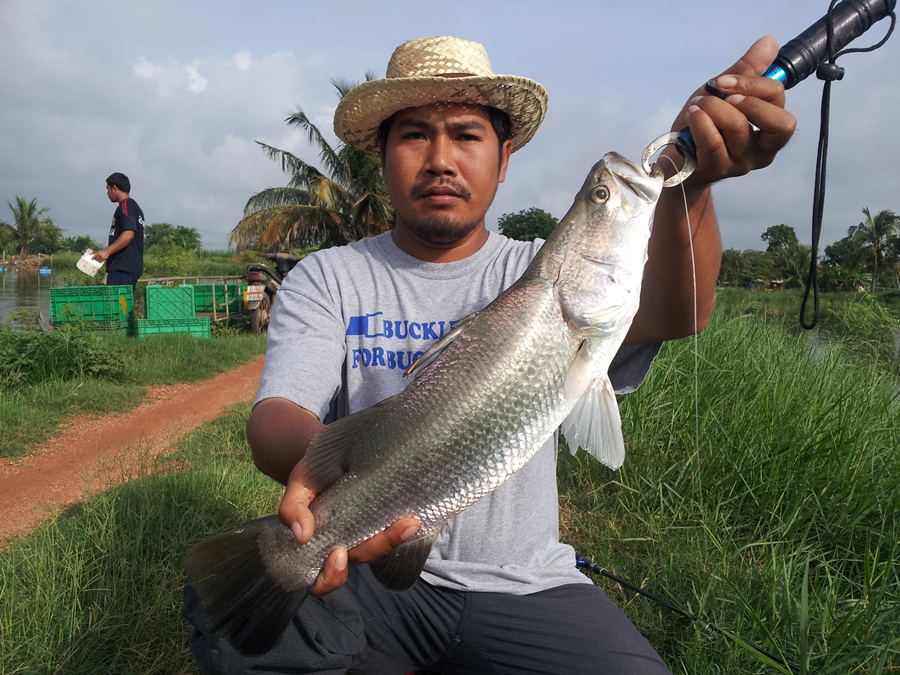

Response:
(0, 355), (265, 541)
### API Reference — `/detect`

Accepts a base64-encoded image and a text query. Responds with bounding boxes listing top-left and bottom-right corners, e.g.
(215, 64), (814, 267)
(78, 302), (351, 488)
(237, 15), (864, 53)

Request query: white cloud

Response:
(133, 58), (163, 82)
(1, 0), (896, 253)
(183, 62), (209, 93)
(233, 51), (253, 72)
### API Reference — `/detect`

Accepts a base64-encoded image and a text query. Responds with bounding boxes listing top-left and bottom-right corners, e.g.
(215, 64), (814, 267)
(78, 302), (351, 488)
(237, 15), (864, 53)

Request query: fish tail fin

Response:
(184, 519), (309, 655)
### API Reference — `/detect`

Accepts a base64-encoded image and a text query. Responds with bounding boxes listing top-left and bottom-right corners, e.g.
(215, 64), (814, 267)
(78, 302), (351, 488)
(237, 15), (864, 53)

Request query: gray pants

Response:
(183, 564), (671, 674)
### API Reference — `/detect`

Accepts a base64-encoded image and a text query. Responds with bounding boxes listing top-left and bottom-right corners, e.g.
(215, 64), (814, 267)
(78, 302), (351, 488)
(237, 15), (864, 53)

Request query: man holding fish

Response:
(184, 34), (795, 673)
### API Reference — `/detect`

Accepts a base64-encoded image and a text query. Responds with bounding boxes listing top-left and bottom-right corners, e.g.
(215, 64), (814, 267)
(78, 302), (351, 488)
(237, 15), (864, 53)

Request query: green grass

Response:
(0, 331), (265, 457)
(49, 249), (254, 287)
(0, 295), (896, 672)
(560, 308), (899, 673)
(715, 288), (899, 374)
(0, 404), (277, 673)
(0, 380), (146, 458)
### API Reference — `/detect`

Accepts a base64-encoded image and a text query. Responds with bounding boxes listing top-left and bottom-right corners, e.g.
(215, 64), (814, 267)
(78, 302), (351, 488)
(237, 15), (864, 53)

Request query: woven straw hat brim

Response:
(333, 74), (548, 155)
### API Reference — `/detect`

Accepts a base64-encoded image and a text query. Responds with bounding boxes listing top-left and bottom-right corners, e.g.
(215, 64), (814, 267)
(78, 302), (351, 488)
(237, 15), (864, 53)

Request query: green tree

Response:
(817, 262), (871, 292)
(60, 234), (101, 252)
(742, 249), (778, 286)
(145, 223), (202, 250)
(3, 197), (61, 255)
(760, 224), (799, 252)
(824, 234), (868, 270)
(497, 207), (556, 242)
(848, 207), (899, 291)
(718, 248), (779, 287)
(760, 224), (808, 286)
(31, 220), (63, 254)
(230, 77), (393, 251)
(0, 221), (16, 254)
(718, 248), (745, 286)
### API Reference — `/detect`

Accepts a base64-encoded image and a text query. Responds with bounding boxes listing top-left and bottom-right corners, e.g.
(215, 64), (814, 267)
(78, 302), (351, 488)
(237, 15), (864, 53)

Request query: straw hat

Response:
(334, 36), (548, 155)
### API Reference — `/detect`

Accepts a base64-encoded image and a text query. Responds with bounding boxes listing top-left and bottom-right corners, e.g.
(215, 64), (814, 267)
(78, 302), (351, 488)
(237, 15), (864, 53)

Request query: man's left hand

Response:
(673, 36), (797, 188)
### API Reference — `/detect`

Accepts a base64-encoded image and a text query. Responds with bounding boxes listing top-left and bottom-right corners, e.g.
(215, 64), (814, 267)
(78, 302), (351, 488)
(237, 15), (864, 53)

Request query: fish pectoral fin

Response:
(403, 311), (478, 379)
(301, 403), (391, 489)
(369, 530), (439, 590)
(561, 376), (625, 470)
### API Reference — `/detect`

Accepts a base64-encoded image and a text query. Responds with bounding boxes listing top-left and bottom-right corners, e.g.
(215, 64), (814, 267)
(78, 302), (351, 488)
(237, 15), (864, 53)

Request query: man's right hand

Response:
(279, 459), (421, 596)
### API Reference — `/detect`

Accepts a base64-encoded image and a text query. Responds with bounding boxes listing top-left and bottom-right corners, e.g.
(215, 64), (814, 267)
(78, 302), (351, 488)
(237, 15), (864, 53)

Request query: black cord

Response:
(576, 558), (801, 672)
(800, 1), (896, 329)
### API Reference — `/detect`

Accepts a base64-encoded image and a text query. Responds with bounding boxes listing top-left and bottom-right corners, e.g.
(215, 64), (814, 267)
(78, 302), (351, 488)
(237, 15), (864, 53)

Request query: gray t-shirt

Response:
(256, 231), (658, 594)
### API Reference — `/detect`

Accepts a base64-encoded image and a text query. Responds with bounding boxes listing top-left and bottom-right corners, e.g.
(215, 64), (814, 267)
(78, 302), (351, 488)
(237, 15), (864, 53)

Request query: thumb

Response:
(722, 36), (780, 77)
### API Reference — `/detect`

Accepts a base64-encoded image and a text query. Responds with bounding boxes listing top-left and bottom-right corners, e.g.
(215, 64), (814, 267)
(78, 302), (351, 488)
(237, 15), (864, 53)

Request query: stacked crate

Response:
(50, 285), (134, 334)
(135, 285), (211, 339)
(192, 280), (247, 315)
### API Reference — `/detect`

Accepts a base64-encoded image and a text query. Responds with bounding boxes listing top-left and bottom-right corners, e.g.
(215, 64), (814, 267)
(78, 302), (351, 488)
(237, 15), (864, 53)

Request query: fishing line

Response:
(576, 558), (801, 673)
(658, 154), (702, 509)
(580, 160), (802, 671)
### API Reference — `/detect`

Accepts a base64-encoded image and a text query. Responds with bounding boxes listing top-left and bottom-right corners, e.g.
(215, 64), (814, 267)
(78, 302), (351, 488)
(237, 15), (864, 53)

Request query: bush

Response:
(0, 326), (124, 389)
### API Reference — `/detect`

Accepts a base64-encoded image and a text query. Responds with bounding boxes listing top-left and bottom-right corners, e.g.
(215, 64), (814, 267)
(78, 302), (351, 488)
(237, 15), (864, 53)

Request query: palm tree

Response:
(230, 77), (393, 251)
(5, 197), (51, 256)
(848, 208), (899, 292)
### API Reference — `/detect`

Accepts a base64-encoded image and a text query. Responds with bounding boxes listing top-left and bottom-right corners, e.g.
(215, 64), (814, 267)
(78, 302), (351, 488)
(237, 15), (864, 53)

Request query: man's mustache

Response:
(411, 178), (472, 201)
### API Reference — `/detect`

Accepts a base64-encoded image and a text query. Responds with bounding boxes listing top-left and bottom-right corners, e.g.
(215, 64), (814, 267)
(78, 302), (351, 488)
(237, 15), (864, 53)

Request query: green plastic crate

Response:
(51, 285), (133, 324)
(134, 317), (211, 339)
(85, 319), (132, 335)
(56, 318), (131, 335)
(192, 282), (246, 313)
(145, 284), (196, 320)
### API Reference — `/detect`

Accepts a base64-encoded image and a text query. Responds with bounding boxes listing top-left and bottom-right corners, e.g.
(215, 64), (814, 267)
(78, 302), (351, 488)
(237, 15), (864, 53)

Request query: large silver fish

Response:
(183, 152), (663, 653)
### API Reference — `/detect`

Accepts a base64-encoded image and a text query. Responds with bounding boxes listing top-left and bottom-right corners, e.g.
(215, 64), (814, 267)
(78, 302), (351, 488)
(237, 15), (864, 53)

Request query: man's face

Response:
(106, 184), (120, 202)
(382, 103), (512, 245)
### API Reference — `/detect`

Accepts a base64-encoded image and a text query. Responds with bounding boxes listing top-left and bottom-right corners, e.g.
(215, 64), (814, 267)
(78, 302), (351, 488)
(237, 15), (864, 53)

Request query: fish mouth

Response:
(604, 152), (663, 204)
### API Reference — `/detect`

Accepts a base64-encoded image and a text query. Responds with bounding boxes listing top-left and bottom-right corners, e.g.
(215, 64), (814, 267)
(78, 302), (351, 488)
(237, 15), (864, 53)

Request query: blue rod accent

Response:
(762, 64), (788, 83)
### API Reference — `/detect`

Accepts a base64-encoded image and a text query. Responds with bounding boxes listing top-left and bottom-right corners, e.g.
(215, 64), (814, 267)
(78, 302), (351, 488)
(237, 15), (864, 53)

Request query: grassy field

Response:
(0, 326), (266, 457)
(0, 404), (275, 673)
(561, 293), (898, 673)
(47, 249), (258, 287)
(0, 290), (897, 673)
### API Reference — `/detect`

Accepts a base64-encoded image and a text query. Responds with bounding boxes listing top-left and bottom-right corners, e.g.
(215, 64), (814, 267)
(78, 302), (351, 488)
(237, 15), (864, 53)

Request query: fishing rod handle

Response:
(676, 0), (896, 156)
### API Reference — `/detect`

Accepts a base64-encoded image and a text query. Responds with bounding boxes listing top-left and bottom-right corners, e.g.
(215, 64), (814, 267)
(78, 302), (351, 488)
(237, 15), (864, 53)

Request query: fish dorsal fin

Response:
(369, 531), (439, 590)
(562, 375), (625, 470)
(403, 311), (478, 379)
(299, 402), (391, 491)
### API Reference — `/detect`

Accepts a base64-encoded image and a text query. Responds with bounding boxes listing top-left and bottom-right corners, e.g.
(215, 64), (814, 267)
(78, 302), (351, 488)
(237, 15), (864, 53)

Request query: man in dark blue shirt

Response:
(94, 172), (144, 288)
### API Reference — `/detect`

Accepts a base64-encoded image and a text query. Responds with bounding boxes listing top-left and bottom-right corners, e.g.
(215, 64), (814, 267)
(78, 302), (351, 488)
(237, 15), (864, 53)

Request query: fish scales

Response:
(183, 152), (664, 654)
(310, 281), (576, 544)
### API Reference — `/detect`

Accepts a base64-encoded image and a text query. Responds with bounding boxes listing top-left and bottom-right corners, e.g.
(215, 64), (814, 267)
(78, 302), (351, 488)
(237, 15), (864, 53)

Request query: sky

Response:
(1, 0), (897, 252)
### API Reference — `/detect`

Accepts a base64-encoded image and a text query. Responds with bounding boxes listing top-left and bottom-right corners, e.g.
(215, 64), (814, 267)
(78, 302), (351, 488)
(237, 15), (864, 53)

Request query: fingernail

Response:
(690, 95), (703, 105)
(334, 547), (348, 571)
(401, 526), (419, 542)
(717, 75), (737, 89)
(726, 94), (745, 104)
(688, 105), (701, 114)
(291, 521), (304, 543)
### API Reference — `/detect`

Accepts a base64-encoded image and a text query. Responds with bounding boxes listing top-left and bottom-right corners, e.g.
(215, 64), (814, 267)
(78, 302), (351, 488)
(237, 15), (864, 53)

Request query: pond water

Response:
(0, 267), (52, 330)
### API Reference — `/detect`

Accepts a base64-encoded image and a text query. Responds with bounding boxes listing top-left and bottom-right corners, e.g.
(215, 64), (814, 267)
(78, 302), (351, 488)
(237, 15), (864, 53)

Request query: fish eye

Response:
(590, 185), (610, 204)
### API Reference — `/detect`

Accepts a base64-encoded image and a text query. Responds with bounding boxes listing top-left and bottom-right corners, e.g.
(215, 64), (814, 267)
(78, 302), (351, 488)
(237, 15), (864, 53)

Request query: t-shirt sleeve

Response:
(254, 255), (346, 420)
(608, 342), (661, 394)
(117, 200), (139, 232)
